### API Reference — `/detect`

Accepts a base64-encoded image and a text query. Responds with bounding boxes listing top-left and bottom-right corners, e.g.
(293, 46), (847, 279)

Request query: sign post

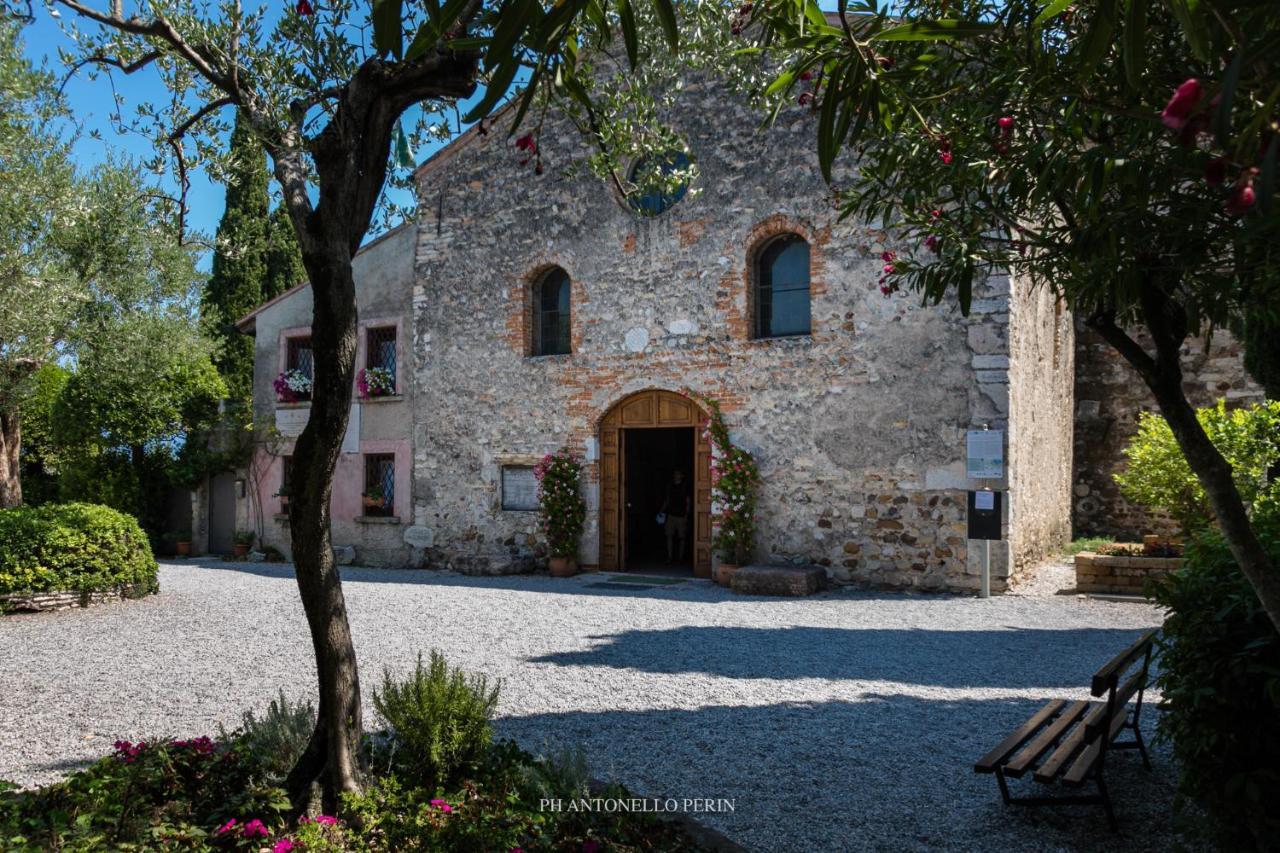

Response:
(966, 426), (1005, 599)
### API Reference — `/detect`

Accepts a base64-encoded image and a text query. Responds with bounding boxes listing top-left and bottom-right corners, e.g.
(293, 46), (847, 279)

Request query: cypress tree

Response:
(263, 204), (306, 301)
(204, 110), (268, 401)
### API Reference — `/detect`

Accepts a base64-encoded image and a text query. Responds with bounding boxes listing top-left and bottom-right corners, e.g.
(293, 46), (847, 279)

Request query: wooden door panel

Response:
(658, 395), (694, 425)
(619, 393), (654, 426)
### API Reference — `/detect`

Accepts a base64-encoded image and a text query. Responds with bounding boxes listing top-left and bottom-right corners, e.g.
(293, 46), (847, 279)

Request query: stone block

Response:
(402, 525), (435, 549)
(730, 564), (826, 596)
(332, 545), (356, 566)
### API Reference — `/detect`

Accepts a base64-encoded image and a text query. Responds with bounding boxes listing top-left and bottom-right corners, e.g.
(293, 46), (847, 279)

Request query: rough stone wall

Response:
(1006, 278), (1075, 572)
(410, 77), (1063, 591)
(1072, 322), (1263, 540)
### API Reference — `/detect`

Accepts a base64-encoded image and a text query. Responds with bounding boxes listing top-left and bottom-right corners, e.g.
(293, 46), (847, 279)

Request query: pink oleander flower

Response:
(925, 235), (940, 254)
(241, 819), (269, 838)
(430, 799), (453, 813)
(273, 841), (296, 853)
(880, 250), (896, 262)
(1161, 78), (1202, 130)
(939, 149), (953, 165)
(997, 115), (1014, 132)
(216, 819), (238, 835)
(1226, 181), (1256, 215)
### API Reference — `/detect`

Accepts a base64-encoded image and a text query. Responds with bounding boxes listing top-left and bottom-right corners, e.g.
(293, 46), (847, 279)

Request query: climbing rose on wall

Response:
(682, 389), (760, 564)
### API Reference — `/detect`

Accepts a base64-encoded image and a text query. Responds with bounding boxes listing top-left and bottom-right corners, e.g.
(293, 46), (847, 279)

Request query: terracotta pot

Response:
(715, 563), (739, 586)
(549, 556), (578, 577)
(175, 541), (191, 557)
(233, 543), (250, 558)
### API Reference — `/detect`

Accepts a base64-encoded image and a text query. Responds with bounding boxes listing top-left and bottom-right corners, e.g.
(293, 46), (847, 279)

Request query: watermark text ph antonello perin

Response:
(540, 797), (736, 814)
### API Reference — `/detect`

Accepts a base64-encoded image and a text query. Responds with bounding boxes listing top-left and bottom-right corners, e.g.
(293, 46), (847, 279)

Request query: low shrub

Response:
(0, 502), (158, 599)
(220, 690), (317, 780)
(1153, 517), (1280, 851)
(1116, 400), (1280, 533)
(372, 651), (500, 791)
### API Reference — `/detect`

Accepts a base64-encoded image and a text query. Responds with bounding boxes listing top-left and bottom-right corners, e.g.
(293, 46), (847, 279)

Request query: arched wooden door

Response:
(599, 390), (712, 575)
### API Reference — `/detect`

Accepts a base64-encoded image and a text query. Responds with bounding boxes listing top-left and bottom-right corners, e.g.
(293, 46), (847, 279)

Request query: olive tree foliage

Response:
(0, 19), (204, 509)
(34, 0), (788, 810)
(746, 0), (1280, 633)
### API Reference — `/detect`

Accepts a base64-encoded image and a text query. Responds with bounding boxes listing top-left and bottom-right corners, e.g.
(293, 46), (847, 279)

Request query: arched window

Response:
(754, 234), (811, 338)
(533, 268), (571, 356)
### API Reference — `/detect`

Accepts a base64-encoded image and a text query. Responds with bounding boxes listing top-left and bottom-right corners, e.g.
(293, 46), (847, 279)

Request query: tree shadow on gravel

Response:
(496, 695), (1179, 853)
(527, 625), (1156, 689)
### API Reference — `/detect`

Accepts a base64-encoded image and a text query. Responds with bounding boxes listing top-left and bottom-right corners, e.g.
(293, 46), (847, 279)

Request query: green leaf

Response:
(1166, 0), (1210, 61)
(765, 69), (796, 98)
(619, 0), (639, 70)
(1033, 0), (1073, 29)
(372, 0), (404, 60)
(1213, 50), (1243, 148)
(816, 67), (841, 182)
(462, 58), (520, 122)
(485, 0), (537, 71)
(650, 0), (679, 50)
(1122, 0), (1147, 88)
(1077, 0), (1117, 77)
(871, 20), (996, 41)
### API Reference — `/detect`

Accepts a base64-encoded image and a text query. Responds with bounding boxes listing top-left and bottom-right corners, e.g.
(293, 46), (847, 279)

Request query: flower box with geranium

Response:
(273, 368), (312, 403)
(534, 449), (586, 574)
(358, 366), (395, 398)
(685, 389), (760, 570)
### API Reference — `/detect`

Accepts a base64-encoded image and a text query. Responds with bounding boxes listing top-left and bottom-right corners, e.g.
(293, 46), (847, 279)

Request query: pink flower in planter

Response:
(273, 841), (296, 853)
(1161, 78), (1202, 130)
(216, 819), (238, 835)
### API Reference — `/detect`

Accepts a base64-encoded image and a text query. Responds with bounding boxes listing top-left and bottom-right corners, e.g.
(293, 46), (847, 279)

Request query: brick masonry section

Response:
(1073, 553), (1183, 596)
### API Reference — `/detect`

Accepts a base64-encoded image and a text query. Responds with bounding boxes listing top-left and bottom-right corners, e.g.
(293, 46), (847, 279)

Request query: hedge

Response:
(0, 503), (158, 598)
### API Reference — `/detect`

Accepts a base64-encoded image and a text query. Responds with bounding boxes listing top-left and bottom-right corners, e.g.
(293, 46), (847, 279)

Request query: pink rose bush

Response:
(534, 449), (587, 558)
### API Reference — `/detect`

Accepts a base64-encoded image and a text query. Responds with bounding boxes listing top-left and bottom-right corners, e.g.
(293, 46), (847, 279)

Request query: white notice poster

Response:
(966, 429), (1005, 479)
(974, 490), (995, 511)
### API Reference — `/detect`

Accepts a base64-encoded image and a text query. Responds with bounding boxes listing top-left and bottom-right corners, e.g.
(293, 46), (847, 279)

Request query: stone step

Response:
(729, 564), (826, 597)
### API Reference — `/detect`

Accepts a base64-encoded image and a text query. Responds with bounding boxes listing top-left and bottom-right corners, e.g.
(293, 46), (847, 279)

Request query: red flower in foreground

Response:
(997, 116), (1014, 132)
(296, 0), (313, 15)
(798, 91), (814, 107)
(1161, 78), (1202, 131)
(939, 150), (953, 165)
(515, 133), (537, 153)
(1226, 181), (1256, 215)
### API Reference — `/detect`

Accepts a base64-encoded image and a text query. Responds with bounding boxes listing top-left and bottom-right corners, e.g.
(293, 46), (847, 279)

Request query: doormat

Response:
(584, 575), (690, 591)
(603, 574), (689, 585)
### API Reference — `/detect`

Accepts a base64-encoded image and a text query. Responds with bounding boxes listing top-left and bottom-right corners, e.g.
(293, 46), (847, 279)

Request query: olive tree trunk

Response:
(1089, 286), (1280, 636)
(0, 410), (20, 509)
(264, 52), (480, 813)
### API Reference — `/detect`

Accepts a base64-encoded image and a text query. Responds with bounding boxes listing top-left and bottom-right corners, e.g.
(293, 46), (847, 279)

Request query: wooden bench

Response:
(974, 629), (1157, 831)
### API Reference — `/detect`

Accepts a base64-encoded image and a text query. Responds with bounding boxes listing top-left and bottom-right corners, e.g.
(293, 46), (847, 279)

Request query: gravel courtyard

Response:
(0, 561), (1177, 852)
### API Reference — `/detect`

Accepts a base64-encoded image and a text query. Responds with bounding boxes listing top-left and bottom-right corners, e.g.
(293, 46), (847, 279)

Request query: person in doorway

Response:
(661, 469), (691, 563)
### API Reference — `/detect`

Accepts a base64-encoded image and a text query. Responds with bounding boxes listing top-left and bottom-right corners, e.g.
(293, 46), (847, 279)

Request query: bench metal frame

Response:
(977, 630), (1157, 832)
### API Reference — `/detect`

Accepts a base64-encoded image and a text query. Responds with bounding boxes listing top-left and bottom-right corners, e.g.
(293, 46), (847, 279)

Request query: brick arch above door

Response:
(598, 389), (713, 576)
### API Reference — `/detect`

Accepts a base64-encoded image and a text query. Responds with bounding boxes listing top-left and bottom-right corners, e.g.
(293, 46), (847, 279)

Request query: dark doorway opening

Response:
(624, 427), (695, 574)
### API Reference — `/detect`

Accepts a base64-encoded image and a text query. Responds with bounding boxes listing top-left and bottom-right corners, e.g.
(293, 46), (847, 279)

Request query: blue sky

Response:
(21, 5), (477, 261)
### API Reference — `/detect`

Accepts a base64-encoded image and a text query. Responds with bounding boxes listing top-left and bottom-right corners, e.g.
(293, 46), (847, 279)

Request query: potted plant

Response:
(173, 529), (192, 557)
(535, 449), (587, 577)
(232, 530), (255, 558)
(273, 368), (313, 403)
(362, 484), (386, 512)
(685, 389), (760, 585)
(357, 366), (396, 398)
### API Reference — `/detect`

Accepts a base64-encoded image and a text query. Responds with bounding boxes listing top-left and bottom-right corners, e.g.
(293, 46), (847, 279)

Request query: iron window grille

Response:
(533, 269), (571, 356)
(286, 336), (314, 400)
(754, 235), (812, 339)
(363, 454), (395, 517)
(366, 326), (397, 389)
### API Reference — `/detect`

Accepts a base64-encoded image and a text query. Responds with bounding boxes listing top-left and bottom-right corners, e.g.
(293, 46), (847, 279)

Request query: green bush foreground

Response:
(1153, 515), (1280, 851)
(0, 503), (158, 601)
(0, 653), (704, 852)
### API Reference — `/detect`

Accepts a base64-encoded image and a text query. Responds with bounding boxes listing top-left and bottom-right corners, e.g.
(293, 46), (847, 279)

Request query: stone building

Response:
(234, 74), (1251, 592)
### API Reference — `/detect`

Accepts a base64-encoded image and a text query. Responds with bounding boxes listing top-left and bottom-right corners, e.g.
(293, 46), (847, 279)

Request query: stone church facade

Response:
(233, 76), (1251, 593)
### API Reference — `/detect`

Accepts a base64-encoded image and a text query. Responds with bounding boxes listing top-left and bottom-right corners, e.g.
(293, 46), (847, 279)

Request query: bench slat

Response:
(1063, 710), (1128, 786)
(974, 699), (1066, 774)
(1004, 700), (1090, 778)
(1087, 671), (1144, 738)
(1032, 702), (1105, 783)
(1090, 629), (1158, 697)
